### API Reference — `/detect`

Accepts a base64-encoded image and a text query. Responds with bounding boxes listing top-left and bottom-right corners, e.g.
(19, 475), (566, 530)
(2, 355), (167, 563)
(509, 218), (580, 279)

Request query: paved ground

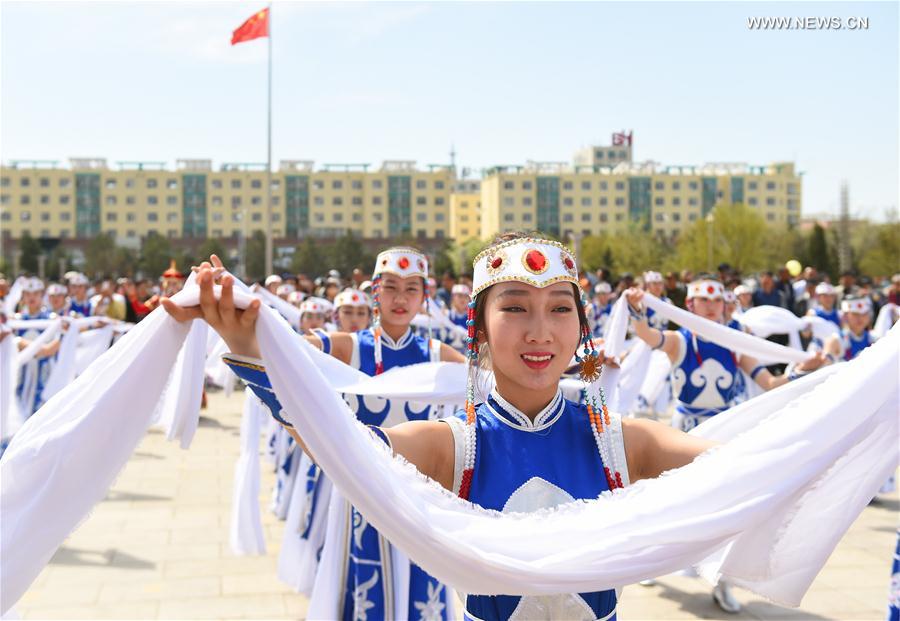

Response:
(12, 389), (898, 620)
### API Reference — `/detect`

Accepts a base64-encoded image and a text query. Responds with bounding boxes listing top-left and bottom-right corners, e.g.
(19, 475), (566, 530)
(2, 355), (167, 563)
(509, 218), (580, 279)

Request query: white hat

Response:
(265, 274), (283, 287)
(334, 288), (370, 308)
(643, 271), (663, 284)
(594, 282), (612, 295)
(472, 237), (577, 297)
(451, 284), (472, 296)
(723, 289), (736, 304)
(733, 285), (751, 297)
(687, 279), (725, 300)
(815, 282), (835, 296)
(300, 296), (331, 315)
(841, 297), (871, 315)
(373, 247), (429, 279)
(276, 283), (296, 296)
(287, 290), (305, 304)
(22, 277), (45, 293)
(46, 283), (67, 296)
(67, 273), (89, 286)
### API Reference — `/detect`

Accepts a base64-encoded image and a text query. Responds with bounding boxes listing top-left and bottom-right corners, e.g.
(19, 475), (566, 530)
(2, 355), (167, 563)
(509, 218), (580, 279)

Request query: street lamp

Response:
(705, 212), (715, 273)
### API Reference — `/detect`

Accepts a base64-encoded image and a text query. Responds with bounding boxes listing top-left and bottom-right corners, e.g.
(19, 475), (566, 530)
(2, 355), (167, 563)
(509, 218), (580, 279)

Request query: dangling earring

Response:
(575, 323), (602, 383)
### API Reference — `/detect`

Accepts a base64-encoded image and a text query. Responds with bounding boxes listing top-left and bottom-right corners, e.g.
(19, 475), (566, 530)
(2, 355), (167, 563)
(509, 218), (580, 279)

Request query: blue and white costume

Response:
(645, 295), (671, 332)
(814, 307), (841, 334)
(591, 302), (612, 338)
(65, 298), (93, 317)
(840, 329), (873, 361)
(444, 390), (629, 621)
(14, 308), (55, 417)
(888, 529), (900, 621)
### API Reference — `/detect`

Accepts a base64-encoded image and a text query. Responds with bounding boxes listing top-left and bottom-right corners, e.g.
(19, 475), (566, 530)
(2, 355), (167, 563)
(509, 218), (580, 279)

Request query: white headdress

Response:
(841, 297), (871, 315)
(687, 280), (725, 300)
(334, 288), (370, 309)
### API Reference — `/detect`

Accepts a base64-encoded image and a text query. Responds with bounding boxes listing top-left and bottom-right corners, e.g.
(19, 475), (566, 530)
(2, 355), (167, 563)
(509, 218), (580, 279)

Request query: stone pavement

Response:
(13, 389), (898, 620)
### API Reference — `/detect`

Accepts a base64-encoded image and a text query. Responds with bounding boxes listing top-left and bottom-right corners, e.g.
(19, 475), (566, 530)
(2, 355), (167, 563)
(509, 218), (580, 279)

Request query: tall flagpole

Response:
(265, 3), (273, 277)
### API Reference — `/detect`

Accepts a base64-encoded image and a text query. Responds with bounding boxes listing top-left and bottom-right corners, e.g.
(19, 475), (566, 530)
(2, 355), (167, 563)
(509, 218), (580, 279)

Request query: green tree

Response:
(18, 232), (41, 273)
(84, 233), (118, 277)
(139, 232), (173, 277)
(447, 237), (485, 277)
(196, 238), (228, 265)
(676, 204), (768, 273)
(805, 223), (832, 278)
(46, 246), (75, 281)
(326, 231), (366, 276)
(291, 237), (323, 275)
(855, 220), (900, 278)
(581, 227), (672, 277)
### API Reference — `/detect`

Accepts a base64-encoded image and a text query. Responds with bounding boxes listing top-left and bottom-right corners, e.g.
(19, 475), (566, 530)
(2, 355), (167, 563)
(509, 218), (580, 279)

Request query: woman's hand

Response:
(795, 350), (828, 373)
(161, 255), (262, 358)
(624, 287), (644, 312)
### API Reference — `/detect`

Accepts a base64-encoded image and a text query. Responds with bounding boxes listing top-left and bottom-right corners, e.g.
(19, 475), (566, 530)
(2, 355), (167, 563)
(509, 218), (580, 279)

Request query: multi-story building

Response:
(480, 141), (801, 240)
(449, 179), (481, 241)
(0, 158), (455, 250)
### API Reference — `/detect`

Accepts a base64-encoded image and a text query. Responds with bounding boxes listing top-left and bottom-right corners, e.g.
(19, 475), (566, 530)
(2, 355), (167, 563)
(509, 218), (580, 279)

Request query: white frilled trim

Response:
(349, 332), (361, 370)
(605, 412), (630, 488)
(442, 416), (468, 496)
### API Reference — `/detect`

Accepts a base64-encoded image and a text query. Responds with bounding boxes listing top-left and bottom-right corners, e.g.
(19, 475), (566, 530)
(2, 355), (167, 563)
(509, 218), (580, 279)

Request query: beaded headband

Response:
(67, 273), (89, 286)
(46, 283), (67, 296)
(472, 238), (578, 297)
(841, 297), (871, 314)
(815, 282), (836, 296)
(687, 279), (725, 300)
(451, 284), (471, 296)
(643, 271), (663, 284)
(22, 277), (45, 293)
(299, 297), (331, 315)
(334, 288), (370, 309)
(373, 247), (429, 279)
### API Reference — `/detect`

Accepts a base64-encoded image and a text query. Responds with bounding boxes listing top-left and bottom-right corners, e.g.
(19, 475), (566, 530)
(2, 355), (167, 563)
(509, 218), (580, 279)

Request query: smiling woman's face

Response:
(480, 281), (581, 397)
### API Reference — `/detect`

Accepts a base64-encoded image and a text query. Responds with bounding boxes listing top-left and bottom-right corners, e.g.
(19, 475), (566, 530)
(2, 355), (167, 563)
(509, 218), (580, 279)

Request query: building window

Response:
(503, 197), (514, 207)
(148, 196), (158, 205)
(40, 195), (50, 204)
(581, 213), (591, 222)
(608, 151), (616, 159)
(563, 181), (573, 191)
(373, 196), (382, 205)
(0, 195), (8, 205)
(106, 196), (117, 205)
(167, 196), (177, 205)
(416, 229), (427, 239)
(416, 196), (427, 206)
(272, 213), (281, 222)
(503, 213), (514, 222)
(416, 213), (427, 222)
(615, 182), (625, 191)
(521, 197), (531, 206)
(251, 197), (262, 205)
(60, 212), (71, 221)
(654, 213), (664, 222)
(147, 179), (158, 189)
(600, 213), (608, 223)
(231, 180), (241, 189)
(126, 212), (136, 222)
(211, 179), (222, 189)
(314, 213), (324, 223)
(20, 212), (30, 221)
(231, 213), (241, 223)
(167, 212), (178, 222)
(167, 179), (178, 189)
(251, 179), (262, 189)
(60, 178), (71, 188)
(581, 197), (591, 207)
(654, 181), (664, 191)
(672, 197), (681, 206)
(435, 213), (445, 222)
(415, 180), (426, 190)
(333, 213), (343, 222)
(522, 181), (532, 190)
(435, 181), (445, 190)
(352, 180), (363, 190)
(689, 197), (698, 206)
(522, 213), (533, 222)
(599, 197), (608, 206)
(333, 196), (343, 206)
(104, 179), (116, 189)
(272, 196), (280, 206)
(672, 181), (681, 191)
(767, 213), (775, 221)
(270, 180), (280, 190)
(20, 178), (30, 187)
(373, 213), (383, 222)
(352, 213), (362, 222)
(20, 195), (30, 205)
(352, 196), (362, 206)
(331, 180), (342, 190)
(126, 196), (136, 205)
(0, 177), (9, 187)
(60, 195), (70, 204)
(435, 197), (445, 206)
(232, 196), (242, 207)
(615, 197), (625, 206)
(212, 213), (223, 222)
(748, 181), (758, 191)
(689, 213), (698, 221)
(127, 230), (137, 238)
(581, 181), (591, 191)
(372, 180), (383, 189)
(766, 181), (776, 190)
(40, 212), (51, 222)
(673, 213), (681, 222)
(563, 214), (573, 222)
(615, 214), (625, 222)
(252, 213), (262, 222)
(461, 215), (469, 222)
(766, 197), (775, 206)
(563, 197), (573, 206)
(148, 212), (158, 222)
(212, 229), (223, 237)
(600, 181), (608, 191)
(689, 181), (699, 191)
(212, 196), (223, 206)
(0, 212), (9, 221)
(654, 197), (664, 206)
(503, 181), (514, 190)
(106, 213), (117, 222)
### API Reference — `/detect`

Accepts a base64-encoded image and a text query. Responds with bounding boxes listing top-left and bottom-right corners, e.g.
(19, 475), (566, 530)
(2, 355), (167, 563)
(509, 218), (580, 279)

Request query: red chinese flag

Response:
(231, 8), (269, 45)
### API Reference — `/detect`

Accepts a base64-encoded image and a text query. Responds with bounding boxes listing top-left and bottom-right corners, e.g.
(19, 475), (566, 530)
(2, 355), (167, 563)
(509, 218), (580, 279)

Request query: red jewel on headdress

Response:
(417, 259), (425, 271)
(524, 249), (547, 273)
(352, 294), (359, 302)
(381, 259), (388, 266)
(707, 285), (714, 294)
(398, 256), (410, 270)
(563, 256), (575, 270)
(491, 256), (503, 269)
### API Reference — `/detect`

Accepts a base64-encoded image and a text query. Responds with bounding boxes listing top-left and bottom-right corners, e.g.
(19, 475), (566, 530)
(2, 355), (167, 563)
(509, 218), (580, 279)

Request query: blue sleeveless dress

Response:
(671, 327), (742, 431)
(445, 389), (627, 621)
(14, 309), (54, 417)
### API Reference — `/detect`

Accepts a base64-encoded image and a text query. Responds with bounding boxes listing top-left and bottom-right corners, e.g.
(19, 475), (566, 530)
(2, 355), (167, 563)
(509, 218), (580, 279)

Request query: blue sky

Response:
(2, 1), (897, 220)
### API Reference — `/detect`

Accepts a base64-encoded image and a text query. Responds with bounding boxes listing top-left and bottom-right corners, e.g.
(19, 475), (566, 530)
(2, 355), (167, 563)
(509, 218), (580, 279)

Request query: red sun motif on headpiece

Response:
(398, 256), (410, 270)
(524, 249), (548, 274)
(352, 294), (359, 302)
(707, 285), (715, 294)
